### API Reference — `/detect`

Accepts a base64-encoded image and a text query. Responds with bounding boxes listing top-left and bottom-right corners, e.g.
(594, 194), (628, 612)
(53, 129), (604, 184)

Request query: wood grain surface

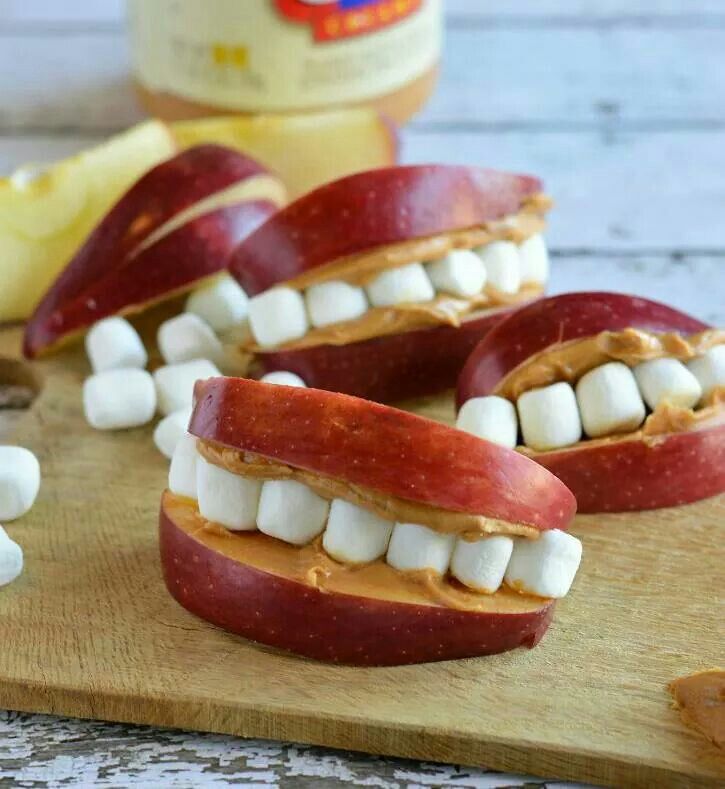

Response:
(0, 322), (722, 789)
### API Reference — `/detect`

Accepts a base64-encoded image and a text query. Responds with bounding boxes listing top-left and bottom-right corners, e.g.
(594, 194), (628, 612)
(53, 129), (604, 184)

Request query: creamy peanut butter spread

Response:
(198, 439), (540, 540)
(668, 669), (725, 750)
(165, 491), (546, 612)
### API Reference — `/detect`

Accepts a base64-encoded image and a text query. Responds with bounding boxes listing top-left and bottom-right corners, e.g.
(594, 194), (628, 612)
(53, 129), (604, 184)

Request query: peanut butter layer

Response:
(198, 439), (540, 540)
(668, 669), (725, 750)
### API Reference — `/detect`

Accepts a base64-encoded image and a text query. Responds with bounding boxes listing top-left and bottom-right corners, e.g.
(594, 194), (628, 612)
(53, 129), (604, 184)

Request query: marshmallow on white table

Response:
(305, 281), (368, 328)
(85, 317), (147, 373)
(425, 249), (487, 298)
(576, 362), (646, 438)
(517, 382), (582, 451)
(687, 346), (725, 401)
(185, 274), (249, 333)
(248, 287), (309, 348)
(450, 534), (514, 594)
(633, 358), (702, 410)
(197, 456), (261, 531)
(0, 526), (23, 587)
(259, 371), (307, 388)
(322, 499), (393, 564)
(456, 396), (519, 448)
(83, 369), (156, 430)
(519, 234), (549, 285)
(386, 522), (455, 575)
(153, 359), (221, 416)
(366, 263), (435, 307)
(0, 446), (40, 521)
(168, 433), (199, 500)
(505, 529), (582, 599)
(153, 407), (193, 459)
(257, 480), (329, 545)
(476, 241), (521, 294)
(157, 313), (223, 365)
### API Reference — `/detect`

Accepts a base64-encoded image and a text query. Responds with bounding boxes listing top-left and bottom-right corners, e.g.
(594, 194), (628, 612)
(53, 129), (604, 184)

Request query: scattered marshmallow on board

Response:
(0, 526), (23, 587)
(0, 445), (41, 521)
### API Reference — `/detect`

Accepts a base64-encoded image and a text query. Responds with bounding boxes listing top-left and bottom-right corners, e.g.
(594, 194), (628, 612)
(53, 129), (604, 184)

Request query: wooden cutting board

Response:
(0, 321), (723, 789)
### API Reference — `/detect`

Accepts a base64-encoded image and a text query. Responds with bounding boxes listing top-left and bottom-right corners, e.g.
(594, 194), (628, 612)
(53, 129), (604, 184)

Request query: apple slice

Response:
(23, 145), (286, 357)
(457, 292), (725, 512)
(171, 108), (398, 199)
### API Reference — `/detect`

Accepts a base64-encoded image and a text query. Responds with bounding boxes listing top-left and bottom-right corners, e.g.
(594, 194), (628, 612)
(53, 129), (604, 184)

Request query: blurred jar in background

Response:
(128, 0), (442, 125)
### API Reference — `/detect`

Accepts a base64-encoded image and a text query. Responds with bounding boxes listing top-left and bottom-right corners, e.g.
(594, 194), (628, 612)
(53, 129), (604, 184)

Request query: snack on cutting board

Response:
(159, 377), (581, 666)
(457, 292), (725, 512)
(228, 164), (552, 403)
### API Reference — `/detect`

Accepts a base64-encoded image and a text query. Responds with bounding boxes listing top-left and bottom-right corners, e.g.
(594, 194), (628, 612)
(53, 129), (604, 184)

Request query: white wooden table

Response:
(1, 1), (723, 786)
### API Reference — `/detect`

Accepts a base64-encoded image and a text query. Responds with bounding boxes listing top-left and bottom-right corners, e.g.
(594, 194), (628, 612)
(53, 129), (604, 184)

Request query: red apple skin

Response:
(159, 498), (555, 666)
(189, 376), (577, 532)
(229, 164), (543, 295)
(457, 292), (723, 512)
(24, 144), (282, 357)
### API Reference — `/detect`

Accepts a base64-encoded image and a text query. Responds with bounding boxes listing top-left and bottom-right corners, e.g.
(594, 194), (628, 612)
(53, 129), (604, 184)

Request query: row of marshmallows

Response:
(457, 347), (725, 451)
(168, 432), (583, 600)
(0, 445), (41, 587)
(246, 236), (549, 349)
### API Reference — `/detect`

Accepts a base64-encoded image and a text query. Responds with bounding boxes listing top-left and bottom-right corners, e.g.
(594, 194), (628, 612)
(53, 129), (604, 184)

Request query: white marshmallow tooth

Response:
(153, 407), (193, 459)
(687, 345), (725, 401)
(196, 457), (261, 532)
(386, 522), (454, 575)
(633, 358), (702, 410)
(0, 446), (41, 521)
(519, 234), (549, 286)
(157, 313), (223, 365)
(425, 249), (487, 298)
(505, 529), (582, 599)
(476, 241), (521, 294)
(365, 262), (435, 307)
(257, 480), (329, 545)
(0, 526), (23, 587)
(456, 396), (518, 449)
(259, 371), (307, 388)
(450, 535), (514, 594)
(85, 316), (147, 373)
(168, 433), (200, 500)
(185, 274), (249, 333)
(576, 362), (646, 439)
(83, 368), (156, 431)
(322, 499), (393, 564)
(153, 359), (221, 416)
(248, 287), (309, 349)
(517, 382), (582, 451)
(305, 280), (368, 328)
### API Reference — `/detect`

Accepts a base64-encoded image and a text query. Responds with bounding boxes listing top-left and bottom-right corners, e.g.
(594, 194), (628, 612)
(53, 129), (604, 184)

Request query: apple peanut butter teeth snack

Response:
(457, 292), (725, 513)
(159, 377), (580, 666)
(228, 164), (551, 403)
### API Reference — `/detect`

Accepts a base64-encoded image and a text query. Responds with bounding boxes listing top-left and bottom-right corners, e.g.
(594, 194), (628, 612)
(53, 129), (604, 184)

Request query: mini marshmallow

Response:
(248, 287), (309, 348)
(633, 358), (702, 410)
(366, 263), (435, 307)
(0, 526), (23, 587)
(425, 249), (487, 298)
(257, 480), (329, 545)
(456, 396), (519, 449)
(519, 234), (549, 285)
(185, 274), (249, 333)
(197, 456), (261, 531)
(505, 529), (582, 599)
(83, 368), (156, 430)
(168, 433), (199, 500)
(153, 407), (193, 459)
(517, 382), (582, 451)
(157, 313), (223, 365)
(0, 446), (40, 521)
(305, 280), (368, 328)
(322, 499), (393, 564)
(153, 359), (221, 416)
(476, 241), (521, 294)
(386, 522), (455, 575)
(450, 535), (514, 594)
(85, 317), (147, 373)
(687, 345), (725, 401)
(576, 362), (646, 438)
(260, 371), (307, 387)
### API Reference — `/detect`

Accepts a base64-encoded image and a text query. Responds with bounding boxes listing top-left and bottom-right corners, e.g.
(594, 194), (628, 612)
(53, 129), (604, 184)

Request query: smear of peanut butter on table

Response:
(668, 668), (725, 750)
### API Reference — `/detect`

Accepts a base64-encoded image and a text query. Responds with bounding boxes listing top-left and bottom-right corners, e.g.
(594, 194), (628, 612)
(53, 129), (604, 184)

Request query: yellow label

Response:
(128, 0), (442, 112)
